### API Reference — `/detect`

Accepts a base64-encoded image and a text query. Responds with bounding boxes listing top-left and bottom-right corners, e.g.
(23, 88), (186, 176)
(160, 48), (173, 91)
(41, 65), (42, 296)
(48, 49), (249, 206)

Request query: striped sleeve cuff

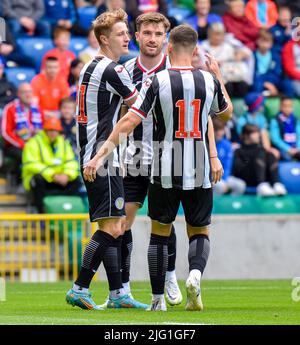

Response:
(124, 88), (138, 101)
(130, 106), (147, 119)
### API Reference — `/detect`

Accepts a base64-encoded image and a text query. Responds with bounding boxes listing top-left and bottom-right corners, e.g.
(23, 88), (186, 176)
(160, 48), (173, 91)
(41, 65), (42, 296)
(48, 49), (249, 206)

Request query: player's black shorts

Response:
(82, 167), (125, 222)
(148, 183), (213, 227)
(123, 165), (151, 206)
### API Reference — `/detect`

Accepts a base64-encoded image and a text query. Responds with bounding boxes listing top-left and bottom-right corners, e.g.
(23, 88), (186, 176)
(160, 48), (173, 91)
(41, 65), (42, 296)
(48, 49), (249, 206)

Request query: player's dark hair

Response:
(136, 12), (170, 33)
(169, 24), (198, 51)
(59, 97), (76, 108)
(45, 56), (59, 62)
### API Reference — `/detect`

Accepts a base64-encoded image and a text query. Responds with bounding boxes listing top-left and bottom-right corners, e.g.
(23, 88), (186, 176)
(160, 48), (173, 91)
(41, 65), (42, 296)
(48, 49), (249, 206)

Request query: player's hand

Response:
(83, 156), (103, 183)
(210, 157), (224, 184)
(205, 53), (222, 79)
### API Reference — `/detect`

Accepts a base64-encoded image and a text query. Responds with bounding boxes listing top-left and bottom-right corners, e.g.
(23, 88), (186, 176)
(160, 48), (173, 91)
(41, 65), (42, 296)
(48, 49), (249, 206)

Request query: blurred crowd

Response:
(0, 0), (300, 211)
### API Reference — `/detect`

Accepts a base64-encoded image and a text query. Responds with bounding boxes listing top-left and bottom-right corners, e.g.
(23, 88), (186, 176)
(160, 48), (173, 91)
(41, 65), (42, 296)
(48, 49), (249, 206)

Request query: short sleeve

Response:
(105, 63), (137, 101)
(211, 77), (229, 115)
(130, 75), (159, 119)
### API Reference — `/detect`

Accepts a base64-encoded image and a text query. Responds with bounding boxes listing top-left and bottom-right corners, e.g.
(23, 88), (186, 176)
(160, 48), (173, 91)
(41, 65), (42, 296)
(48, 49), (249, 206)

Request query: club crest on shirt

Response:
(115, 65), (124, 74)
(115, 197), (124, 210)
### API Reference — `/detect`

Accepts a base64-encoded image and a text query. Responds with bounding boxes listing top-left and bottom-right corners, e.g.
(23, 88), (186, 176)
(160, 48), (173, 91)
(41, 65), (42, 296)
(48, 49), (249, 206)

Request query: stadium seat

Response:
(278, 161), (300, 194)
(77, 6), (97, 30)
(232, 98), (246, 118)
(69, 37), (88, 56)
(176, 0), (195, 10)
(16, 37), (54, 70)
(213, 195), (260, 214)
(5, 67), (36, 87)
(168, 7), (193, 23)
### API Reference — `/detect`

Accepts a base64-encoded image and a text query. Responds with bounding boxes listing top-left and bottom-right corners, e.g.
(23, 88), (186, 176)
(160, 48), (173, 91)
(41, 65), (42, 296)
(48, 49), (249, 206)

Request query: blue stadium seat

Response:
(69, 37), (88, 56)
(168, 7), (193, 23)
(77, 6), (97, 30)
(16, 37), (54, 70)
(5, 67), (36, 87)
(278, 161), (300, 194)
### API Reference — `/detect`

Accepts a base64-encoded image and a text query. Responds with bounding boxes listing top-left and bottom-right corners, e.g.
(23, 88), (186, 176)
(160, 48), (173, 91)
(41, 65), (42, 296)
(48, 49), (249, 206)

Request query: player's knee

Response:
(187, 225), (210, 239)
(151, 220), (172, 237)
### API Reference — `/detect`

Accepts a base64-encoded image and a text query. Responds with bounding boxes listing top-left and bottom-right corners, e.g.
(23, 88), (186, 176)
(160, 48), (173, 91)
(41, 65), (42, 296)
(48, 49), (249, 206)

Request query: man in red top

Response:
(282, 39), (300, 97)
(41, 27), (76, 82)
(223, 0), (259, 51)
(1, 83), (43, 183)
(31, 56), (70, 117)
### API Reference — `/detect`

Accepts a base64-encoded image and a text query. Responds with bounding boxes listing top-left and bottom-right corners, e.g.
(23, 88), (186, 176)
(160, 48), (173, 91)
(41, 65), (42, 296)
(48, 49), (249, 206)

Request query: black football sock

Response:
(148, 234), (169, 295)
(103, 236), (123, 291)
(121, 229), (133, 284)
(75, 230), (114, 289)
(188, 234), (210, 274)
(167, 225), (176, 272)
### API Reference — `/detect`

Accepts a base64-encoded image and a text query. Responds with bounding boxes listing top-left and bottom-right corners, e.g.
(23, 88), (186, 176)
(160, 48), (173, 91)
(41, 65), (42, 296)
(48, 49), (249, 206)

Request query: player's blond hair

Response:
(169, 24), (198, 51)
(93, 9), (128, 46)
(136, 12), (170, 33)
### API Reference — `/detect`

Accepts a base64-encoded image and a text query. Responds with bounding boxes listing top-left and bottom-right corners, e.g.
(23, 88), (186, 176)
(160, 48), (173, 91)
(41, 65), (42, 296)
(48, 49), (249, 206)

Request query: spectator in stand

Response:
(186, 0), (223, 41)
(1, 83), (43, 183)
(127, 0), (178, 29)
(232, 124), (287, 196)
(68, 59), (84, 100)
(253, 29), (293, 97)
(245, 0), (278, 29)
(22, 117), (80, 213)
(269, 6), (292, 57)
(223, 0), (259, 51)
(97, 0), (127, 17)
(41, 27), (76, 82)
(213, 117), (246, 195)
(282, 38), (300, 97)
(60, 97), (77, 152)
(0, 23), (36, 69)
(270, 97), (300, 161)
(79, 28), (99, 64)
(237, 92), (280, 159)
(0, 58), (17, 115)
(2, 0), (51, 38)
(201, 22), (250, 97)
(31, 56), (70, 118)
(43, 0), (88, 36)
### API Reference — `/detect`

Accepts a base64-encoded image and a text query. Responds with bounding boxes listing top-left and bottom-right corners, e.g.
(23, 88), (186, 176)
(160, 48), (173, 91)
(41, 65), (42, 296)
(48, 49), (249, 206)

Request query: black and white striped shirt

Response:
(130, 67), (228, 190)
(76, 56), (137, 168)
(123, 54), (169, 166)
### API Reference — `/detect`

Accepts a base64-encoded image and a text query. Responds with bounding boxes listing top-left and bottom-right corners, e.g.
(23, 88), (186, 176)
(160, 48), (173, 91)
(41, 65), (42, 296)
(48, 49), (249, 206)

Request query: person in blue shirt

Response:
(252, 28), (293, 97)
(186, 0), (222, 41)
(270, 96), (300, 161)
(213, 117), (246, 195)
(237, 91), (280, 159)
(269, 6), (292, 57)
(43, 0), (87, 36)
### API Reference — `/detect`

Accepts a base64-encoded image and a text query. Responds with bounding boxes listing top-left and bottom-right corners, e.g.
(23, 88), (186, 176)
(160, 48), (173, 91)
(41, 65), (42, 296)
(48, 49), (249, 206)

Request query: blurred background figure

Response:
(186, 0), (223, 41)
(232, 124), (287, 197)
(270, 97), (300, 161)
(31, 56), (70, 118)
(22, 117), (80, 213)
(1, 83), (43, 185)
(0, 57), (17, 116)
(245, 0), (278, 29)
(213, 117), (246, 196)
(68, 58), (84, 100)
(79, 28), (99, 63)
(2, 0), (51, 38)
(59, 97), (77, 152)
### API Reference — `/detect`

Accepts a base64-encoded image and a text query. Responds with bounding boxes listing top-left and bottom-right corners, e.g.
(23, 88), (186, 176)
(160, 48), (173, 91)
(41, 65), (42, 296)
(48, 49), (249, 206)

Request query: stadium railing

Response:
(0, 213), (97, 283)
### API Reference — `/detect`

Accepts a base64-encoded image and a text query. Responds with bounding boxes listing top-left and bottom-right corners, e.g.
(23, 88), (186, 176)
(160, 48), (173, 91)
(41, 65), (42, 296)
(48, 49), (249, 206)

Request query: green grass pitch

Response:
(0, 280), (299, 325)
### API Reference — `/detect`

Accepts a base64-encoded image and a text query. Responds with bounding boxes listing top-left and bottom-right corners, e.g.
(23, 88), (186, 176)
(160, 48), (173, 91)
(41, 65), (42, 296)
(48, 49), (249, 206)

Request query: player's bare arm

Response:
(208, 116), (224, 184)
(83, 111), (141, 182)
